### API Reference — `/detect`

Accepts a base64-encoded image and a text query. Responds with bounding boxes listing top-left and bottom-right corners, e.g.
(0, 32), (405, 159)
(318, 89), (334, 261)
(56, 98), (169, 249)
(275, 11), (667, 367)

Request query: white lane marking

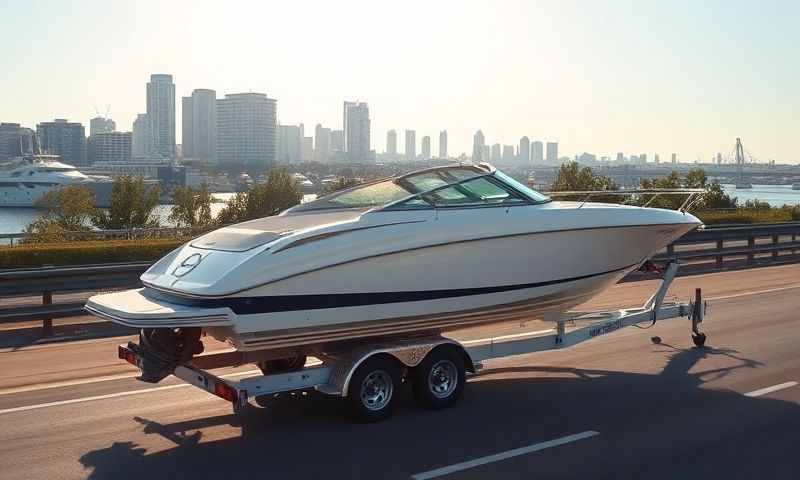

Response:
(410, 431), (599, 480)
(708, 284), (800, 301)
(744, 381), (798, 398)
(0, 369), (261, 415)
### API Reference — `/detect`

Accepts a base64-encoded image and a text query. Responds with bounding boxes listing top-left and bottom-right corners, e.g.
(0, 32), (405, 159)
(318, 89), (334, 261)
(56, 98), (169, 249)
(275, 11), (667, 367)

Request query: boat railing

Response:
(545, 188), (705, 212)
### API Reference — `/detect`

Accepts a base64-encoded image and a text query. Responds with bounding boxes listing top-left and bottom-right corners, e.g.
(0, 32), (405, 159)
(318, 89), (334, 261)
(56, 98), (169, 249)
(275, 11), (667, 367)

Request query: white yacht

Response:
(0, 155), (114, 207)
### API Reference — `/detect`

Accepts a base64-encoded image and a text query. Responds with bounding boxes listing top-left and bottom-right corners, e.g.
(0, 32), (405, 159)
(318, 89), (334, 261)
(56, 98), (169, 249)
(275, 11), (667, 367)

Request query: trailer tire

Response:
(348, 355), (401, 422)
(412, 346), (466, 410)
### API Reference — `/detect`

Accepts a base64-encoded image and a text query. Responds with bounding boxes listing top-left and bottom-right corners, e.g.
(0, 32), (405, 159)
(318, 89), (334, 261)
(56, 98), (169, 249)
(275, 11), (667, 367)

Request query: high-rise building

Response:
(314, 124), (331, 163)
(36, 119), (87, 166)
(472, 130), (485, 162)
(639, 153), (647, 164)
(482, 145), (490, 162)
(616, 152), (624, 163)
(502, 145), (515, 163)
(671, 153), (677, 164)
(0, 123), (36, 158)
(654, 154), (660, 164)
(531, 141), (544, 164)
(301, 136), (314, 162)
(216, 92), (277, 171)
(386, 129), (397, 155)
(491, 143), (501, 162)
(89, 117), (116, 137)
(716, 152), (722, 165)
(331, 130), (344, 153)
(88, 132), (132, 163)
(546, 142), (558, 164)
(146, 74), (176, 158)
(343, 101), (370, 163)
(519, 136), (530, 165)
(278, 124), (303, 164)
(181, 88), (217, 163)
(132, 114), (152, 157)
(421, 136), (431, 160)
(405, 130), (416, 161)
(438, 130), (447, 159)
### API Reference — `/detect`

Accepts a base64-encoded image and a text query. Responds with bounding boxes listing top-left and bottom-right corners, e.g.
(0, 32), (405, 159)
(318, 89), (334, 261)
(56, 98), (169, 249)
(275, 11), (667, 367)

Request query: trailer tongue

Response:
(118, 262), (707, 422)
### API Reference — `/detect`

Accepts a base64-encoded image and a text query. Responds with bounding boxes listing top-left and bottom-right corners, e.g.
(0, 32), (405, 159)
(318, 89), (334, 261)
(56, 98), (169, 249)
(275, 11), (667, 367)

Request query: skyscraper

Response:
(491, 143), (501, 162)
(132, 114), (152, 157)
(314, 124), (331, 163)
(301, 136), (314, 162)
(343, 101), (370, 163)
(531, 141), (543, 164)
(519, 136), (530, 165)
(330, 130), (344, 154)
(439, 130), (447, 159)
(671, 153), (677, 164)
(0, 123), (36, 158)
(405, 130), (416, 161)
(89, 117), (115, 137)
(146, 74), (176, 158)
(386, 129), (397, 155)
(88, 132), (132, 163)
(546, 142), (558, 164)
(421, 136), (431, 160)
(216, 92), (277, 171)
(502, 145), (515, 163)
(36, 119), (87, 166)
(278, 124), (303, 164)
(472, 130), (485, 162)
(181, 89), (217, 163)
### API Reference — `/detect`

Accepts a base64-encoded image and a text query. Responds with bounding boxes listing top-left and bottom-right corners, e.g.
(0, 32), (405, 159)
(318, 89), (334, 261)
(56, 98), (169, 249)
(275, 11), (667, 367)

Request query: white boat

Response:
(86, 164), (701, 380)
(0, 154), (114, 207)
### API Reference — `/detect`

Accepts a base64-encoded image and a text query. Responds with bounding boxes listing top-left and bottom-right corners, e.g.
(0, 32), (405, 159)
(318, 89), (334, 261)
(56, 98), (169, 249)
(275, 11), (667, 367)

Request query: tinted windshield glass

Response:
(493, 171), (551, 202)
(324, 180), (411, 207)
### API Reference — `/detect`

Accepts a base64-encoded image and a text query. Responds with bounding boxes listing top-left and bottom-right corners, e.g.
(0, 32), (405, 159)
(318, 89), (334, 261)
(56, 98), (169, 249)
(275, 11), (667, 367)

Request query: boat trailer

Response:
(118, 262), (707, 422)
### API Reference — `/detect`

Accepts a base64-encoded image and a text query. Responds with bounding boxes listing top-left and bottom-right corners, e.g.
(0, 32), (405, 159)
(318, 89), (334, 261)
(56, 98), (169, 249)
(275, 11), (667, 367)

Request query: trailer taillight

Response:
(118, 346), (138, 366)
(214, 382), (239, 403)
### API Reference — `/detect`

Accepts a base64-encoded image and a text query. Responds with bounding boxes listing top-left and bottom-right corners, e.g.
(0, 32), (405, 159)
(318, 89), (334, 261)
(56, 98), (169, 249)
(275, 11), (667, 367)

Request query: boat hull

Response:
(86, 222), (691, 351)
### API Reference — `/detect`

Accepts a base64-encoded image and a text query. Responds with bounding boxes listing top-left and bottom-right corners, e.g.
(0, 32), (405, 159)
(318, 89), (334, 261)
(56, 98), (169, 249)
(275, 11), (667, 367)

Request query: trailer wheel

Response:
(692, 332), (707, 347)
(257, 354), (307, 375)
(412, 346), (466, 410)
(348, 355), (401, 422)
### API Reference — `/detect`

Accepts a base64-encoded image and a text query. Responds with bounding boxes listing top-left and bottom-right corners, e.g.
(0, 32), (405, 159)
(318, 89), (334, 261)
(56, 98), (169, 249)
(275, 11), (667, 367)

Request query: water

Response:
(0, 193), (318, 235)
(720, 184), (800, 207)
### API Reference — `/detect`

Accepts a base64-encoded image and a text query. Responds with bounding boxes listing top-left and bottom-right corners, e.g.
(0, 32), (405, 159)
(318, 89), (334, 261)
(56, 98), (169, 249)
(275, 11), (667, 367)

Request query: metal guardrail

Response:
(1, 222), (800, 336)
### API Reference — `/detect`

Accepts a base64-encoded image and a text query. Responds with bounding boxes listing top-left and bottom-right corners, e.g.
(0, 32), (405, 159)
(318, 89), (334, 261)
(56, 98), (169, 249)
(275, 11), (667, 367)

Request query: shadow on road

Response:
(79, 346), (800, 479)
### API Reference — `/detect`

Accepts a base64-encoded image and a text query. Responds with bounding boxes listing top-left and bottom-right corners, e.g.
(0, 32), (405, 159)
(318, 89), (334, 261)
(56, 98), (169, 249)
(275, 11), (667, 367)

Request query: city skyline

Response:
(2, 1), (798, 163)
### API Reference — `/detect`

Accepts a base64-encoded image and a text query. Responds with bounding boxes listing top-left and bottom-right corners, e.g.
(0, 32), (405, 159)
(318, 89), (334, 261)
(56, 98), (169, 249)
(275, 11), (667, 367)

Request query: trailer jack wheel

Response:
(651, 336), (662, 345)
(692, 332), (707, 347)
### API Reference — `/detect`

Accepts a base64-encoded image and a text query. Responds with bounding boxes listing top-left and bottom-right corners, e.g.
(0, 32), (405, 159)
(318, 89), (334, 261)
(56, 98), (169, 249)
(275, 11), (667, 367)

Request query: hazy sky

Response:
(1, 0), (798, 163)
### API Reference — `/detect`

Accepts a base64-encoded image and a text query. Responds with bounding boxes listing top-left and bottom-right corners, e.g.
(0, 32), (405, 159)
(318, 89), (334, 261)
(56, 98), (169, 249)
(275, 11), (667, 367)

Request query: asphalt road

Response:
(1, 264), (799, 479)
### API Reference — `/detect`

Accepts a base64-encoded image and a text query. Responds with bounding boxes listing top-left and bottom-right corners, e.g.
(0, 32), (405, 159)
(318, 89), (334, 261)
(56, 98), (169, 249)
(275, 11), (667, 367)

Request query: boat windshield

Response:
(291, 165), (550, 212)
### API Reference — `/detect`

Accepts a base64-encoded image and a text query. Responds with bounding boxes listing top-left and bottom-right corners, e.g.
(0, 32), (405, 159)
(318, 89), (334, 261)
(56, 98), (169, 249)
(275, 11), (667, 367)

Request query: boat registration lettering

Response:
(589, 319), (623, 338)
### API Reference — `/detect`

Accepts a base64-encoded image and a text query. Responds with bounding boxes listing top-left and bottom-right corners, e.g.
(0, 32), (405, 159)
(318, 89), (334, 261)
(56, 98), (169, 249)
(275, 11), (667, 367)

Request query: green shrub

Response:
(0, 238), (186, 269)
(697, 208), (794, 225)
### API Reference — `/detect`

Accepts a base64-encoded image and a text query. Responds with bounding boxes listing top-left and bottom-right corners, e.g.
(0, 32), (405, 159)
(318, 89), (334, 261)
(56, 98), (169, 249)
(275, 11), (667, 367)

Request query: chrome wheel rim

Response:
(428, 359), (458, 399)
(360, 369), (393, 411)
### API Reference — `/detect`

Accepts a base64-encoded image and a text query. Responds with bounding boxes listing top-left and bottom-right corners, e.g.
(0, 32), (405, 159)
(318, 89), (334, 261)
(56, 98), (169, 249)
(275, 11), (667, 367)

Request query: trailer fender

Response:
(319, 336), (474, 397)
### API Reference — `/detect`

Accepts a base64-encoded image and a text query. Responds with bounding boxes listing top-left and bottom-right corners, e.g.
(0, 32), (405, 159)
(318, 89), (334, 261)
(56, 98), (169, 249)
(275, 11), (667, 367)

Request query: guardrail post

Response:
(772, 235), (780, 260)
(667, 244), (675, 257)
(42, 291), (53, 336)
(793, 234), (797, 256)
(716, 239), (724, 268)
(747, 236), (755, 264)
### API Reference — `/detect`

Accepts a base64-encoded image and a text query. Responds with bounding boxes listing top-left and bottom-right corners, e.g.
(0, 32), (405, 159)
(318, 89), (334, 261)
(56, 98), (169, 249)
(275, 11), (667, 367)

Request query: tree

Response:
(683, 168), (737, 210)
(640, 171), (683, 209)
(23, 185), (96, 243)
(93, 176), (161, 230)
(550, 161), (618, 201)
(168, 184), (213, 229)
(217, 169), (302, 224)
(685, 168), (707, 188)
(321, 177), (360, 195)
